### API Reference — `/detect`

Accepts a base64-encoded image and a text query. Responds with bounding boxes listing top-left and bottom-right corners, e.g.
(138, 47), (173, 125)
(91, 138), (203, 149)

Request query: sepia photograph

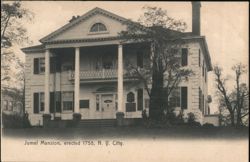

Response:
(1, 1), (249, 162)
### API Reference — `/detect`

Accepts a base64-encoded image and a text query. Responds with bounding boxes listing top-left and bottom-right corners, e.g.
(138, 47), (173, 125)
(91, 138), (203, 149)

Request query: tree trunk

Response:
(230, 112), (235, 127)
(149, 44), (164, 121)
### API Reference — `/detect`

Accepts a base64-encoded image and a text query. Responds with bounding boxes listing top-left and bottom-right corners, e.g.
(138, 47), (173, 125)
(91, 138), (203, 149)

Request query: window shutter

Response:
(198, 49), (201, 67)
(181, 87), (188, 109)
(33, 93), (39, 114)
(72, 91), (75, 112)
(137, 89), (143, 110)
(50, 92), (55, 113)
(181, 48), (188, 66)
(56, 92), (61, 113)
(199, 87), (202, 111)
(34, 58), (39, 74)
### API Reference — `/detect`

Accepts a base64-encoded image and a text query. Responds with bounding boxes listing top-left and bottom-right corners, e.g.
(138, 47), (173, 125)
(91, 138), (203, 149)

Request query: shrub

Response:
(2, 113), (31, 128)
(187, 112), (196, 123)
(203, 123), (215, 128)
(187, 112), (201, 127)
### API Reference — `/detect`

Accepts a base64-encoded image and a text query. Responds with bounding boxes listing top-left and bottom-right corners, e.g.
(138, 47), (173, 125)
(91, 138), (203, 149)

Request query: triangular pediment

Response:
(40, 7), (129, 43)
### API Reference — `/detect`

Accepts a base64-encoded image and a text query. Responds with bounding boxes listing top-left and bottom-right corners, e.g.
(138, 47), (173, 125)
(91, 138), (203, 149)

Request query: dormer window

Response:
(90, 23), (107, 32)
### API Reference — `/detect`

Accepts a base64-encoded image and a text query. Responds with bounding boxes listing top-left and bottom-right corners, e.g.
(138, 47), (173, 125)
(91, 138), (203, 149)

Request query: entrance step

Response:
(76, 119), (116, 127)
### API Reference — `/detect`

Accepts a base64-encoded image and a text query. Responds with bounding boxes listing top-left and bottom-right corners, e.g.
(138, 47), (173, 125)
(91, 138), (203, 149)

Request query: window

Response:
(169, 88), (181, 108)
(181, 87), (188, 109)
(33, 92), (44, 114)
(127, 92), (135, 103)
(137, 51), (144, 68)
(80, 100), (89, 109)
(181, 48), (188, 66)
(34, 58), (45, 74)
(90, 23), (107, 32)
(62, 92), (74, 111)
(126, 92), (136, 112)
(34, 57), (61, 74)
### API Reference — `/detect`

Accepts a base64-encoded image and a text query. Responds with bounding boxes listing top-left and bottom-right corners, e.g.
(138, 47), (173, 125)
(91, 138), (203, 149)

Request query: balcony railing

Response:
(69, 69), (119, 80)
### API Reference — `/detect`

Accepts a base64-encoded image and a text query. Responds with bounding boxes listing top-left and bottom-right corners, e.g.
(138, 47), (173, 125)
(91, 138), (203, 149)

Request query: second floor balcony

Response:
(68, 69), (136, 82)
(69, 69), (118, 81)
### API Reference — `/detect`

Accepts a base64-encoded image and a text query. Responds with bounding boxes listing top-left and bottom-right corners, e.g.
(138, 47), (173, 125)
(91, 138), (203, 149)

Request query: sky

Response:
(13, 1), (249, 113)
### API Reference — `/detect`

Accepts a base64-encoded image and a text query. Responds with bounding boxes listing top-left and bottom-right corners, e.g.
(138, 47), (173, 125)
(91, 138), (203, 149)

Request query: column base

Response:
(73, 113), (82, 121)
(42, 114), (51, 128)
(116, 112), (124, 126)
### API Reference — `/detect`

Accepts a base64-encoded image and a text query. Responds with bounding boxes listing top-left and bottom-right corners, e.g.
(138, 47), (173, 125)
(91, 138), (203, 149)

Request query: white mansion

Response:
(21, 2), (212, 126)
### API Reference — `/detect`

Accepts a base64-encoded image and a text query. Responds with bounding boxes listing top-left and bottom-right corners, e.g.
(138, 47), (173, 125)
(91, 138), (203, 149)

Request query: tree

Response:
(214, 63), (249, 127)
(1, 1), (33, 48)
(1, 1), (33, 88)
(1, 1), (33, 119)
(119, 6), (192, 121)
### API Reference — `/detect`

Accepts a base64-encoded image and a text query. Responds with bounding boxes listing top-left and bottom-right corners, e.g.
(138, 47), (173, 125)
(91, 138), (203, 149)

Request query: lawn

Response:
(2, 126), (249, 140)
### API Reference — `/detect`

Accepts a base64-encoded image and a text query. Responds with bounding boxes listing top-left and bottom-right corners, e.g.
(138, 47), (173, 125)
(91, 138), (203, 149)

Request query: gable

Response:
(52, 14), (127, 41)
(40, 7), (128, 43)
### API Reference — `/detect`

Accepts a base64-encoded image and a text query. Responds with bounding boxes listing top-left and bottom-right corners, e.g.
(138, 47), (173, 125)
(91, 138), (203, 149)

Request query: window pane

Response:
(40, 58), (45, 73)
(90, 23), (107, 32)
(98, 23), (107, 31)
(62, 92), (74, 111)
(63, 101), (73, 111)
(90, 24), (98, 32)
(169, 88), (180, 107)
(80, 100), (89, 108)
(40, 93), (44, 112)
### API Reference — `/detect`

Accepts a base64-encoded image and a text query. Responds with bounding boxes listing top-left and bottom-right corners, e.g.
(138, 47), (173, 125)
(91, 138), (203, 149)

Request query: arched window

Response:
(127, 92), (135, 103)
(90, 23), (107, 32)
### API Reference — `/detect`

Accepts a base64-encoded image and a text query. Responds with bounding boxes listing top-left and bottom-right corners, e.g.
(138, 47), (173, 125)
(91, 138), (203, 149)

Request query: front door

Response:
(101, 94), (115, 119)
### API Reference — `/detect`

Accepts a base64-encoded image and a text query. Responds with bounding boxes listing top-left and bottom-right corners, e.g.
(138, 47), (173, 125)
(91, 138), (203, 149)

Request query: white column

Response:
(44, 49), (50, 114)
(117, 44), (124, 112)
(74, 47), (80, 113)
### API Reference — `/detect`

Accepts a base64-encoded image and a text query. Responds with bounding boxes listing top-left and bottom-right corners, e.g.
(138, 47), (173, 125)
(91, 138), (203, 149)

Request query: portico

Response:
(43, 44), (125, 120)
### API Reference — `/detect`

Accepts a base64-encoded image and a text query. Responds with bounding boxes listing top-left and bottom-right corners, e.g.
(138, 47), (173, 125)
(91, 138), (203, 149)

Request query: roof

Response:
(21, 7), (212, 70)
(21, 44), (45, 53)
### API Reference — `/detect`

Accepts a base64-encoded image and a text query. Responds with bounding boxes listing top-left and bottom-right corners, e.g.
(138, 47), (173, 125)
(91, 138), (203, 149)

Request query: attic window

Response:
(90, 23), (107, 32)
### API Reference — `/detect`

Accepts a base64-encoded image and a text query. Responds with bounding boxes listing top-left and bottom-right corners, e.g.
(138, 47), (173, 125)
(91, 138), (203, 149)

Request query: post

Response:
(74, 47), (80, 114)
(116, 44), (124, 126)
(44, 49), (50, 114)
(43, 49), (51, 127)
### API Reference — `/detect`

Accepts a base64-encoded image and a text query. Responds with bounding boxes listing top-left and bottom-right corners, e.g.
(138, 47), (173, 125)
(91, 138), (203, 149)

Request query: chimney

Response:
(192, 2), (201, 35)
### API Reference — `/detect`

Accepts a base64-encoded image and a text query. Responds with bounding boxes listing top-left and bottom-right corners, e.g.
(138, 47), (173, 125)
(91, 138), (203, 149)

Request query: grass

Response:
(2, 126), (249, 140)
